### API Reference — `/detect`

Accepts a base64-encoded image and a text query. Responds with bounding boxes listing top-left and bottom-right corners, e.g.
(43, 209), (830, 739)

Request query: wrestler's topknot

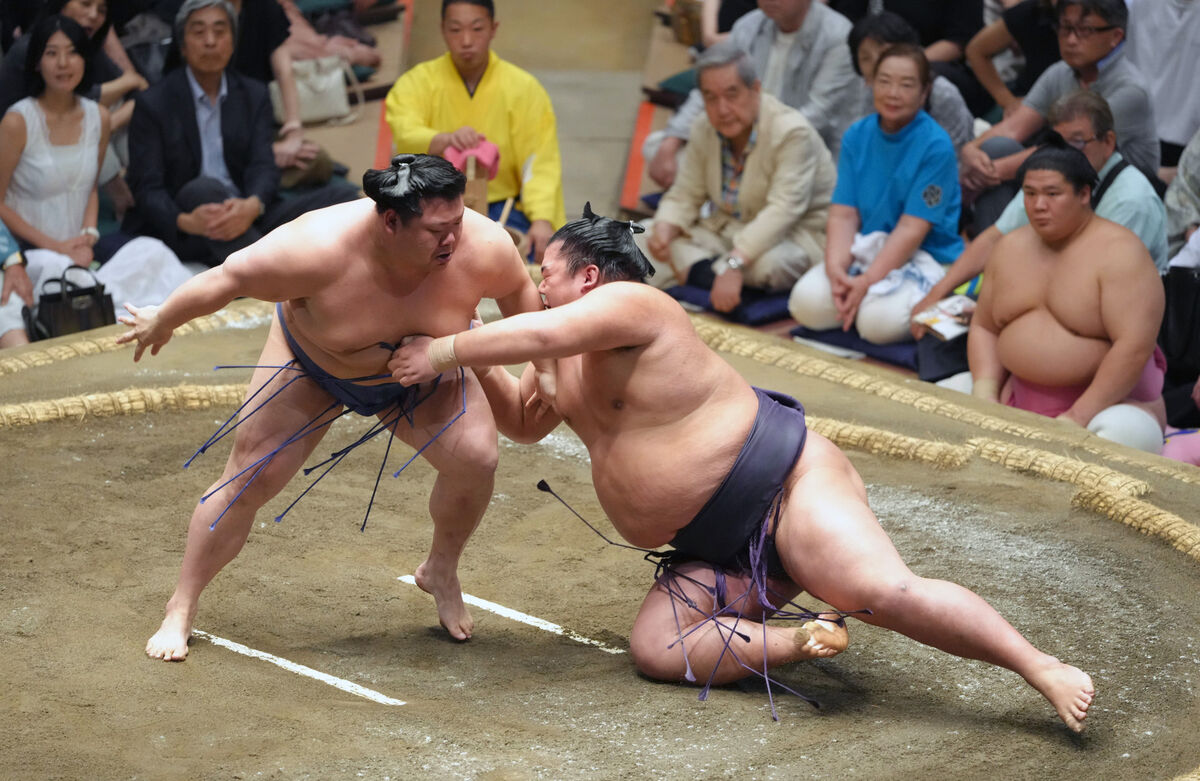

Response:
(550, 202), (655, 283)
(363, 154), (466, 222)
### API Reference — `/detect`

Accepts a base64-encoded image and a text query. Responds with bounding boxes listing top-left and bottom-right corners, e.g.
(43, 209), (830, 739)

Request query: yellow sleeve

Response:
(384, 66), (439, 155)
(508, 77), (566, 228)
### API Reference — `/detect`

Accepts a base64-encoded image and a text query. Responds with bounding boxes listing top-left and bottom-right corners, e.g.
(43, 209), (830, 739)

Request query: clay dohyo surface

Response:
(2, 306), (1199, 780)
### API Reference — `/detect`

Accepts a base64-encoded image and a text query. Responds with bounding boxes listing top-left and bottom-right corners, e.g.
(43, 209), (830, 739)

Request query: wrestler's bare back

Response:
(985, 216), (1158, 387)
(257, 199), (527, 379)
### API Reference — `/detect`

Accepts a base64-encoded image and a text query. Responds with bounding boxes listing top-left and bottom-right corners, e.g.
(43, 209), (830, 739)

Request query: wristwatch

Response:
(2, 251), (26, 270)
(80, 226), (100, 241)
(711, 255), (745, 276)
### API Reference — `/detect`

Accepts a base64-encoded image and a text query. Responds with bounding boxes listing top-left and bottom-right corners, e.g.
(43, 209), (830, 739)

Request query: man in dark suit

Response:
(124, 0), (354, 266)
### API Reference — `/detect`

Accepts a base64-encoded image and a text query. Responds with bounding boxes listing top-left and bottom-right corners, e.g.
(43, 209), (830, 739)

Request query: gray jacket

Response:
(663, 6), (864, 158)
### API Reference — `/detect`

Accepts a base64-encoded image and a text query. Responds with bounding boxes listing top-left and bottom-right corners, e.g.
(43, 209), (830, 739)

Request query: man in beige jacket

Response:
(642, 41), (836, 313)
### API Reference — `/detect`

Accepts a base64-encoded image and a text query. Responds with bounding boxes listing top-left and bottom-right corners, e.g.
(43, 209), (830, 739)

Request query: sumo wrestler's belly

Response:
(589, 424), (745, 550)
(996, 308), (1110, 387)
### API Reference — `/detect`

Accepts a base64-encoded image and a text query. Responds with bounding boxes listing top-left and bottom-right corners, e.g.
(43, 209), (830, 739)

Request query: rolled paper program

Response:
(427, 334), (459, 373)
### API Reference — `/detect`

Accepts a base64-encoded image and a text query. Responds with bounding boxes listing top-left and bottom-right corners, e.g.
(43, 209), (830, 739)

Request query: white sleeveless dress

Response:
(5, 96), (100, 242)
(0, 98), (194, 339)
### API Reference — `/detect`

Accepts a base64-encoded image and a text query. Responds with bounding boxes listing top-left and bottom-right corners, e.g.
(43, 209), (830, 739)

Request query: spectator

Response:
(979, 91), (1166, 269)
(123, 0), (356, 267)
(965, 0), (1060, 119)
(825, 0), (988, 116)
(159, 0), (350, 190)
(788, 44), (962, 345)
(646, 0), (861, 188)
(967, 140), (1166, 453)
(1124, 0), (1200, 182)
(276, 0), (381, 72)
(384, 0), (565, 262)
(0, 15), (190, 349)
(640, 43), (835, 312)
(910, 91), (1167, 382)
(959, 0), (1159, 230)
(847, 11), (974, 151)
(1165, 126), (1200, 256)
(915, 90), (1168, 330)
(1, 0), (148, 217)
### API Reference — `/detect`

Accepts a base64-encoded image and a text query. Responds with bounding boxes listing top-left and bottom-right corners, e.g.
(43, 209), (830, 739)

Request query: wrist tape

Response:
(427, 334), (459, 373)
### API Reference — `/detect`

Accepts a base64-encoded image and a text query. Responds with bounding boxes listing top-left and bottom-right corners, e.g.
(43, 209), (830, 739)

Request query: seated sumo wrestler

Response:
(910, 90), (1169, 350)
(967, 138), (1167, 453)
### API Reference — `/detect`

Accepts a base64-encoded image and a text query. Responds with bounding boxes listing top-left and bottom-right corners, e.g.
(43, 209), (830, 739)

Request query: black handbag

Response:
(1159, 265), (1200, 385)
(21, 266), (116, 341)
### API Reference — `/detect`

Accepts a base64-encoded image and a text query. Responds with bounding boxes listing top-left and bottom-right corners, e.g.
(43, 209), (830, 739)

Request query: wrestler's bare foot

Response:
(1025, 656), (1095, 733)
(794, 616), (849, 660)
(145, 602), (194, 661)
(414, 560), (474, 641)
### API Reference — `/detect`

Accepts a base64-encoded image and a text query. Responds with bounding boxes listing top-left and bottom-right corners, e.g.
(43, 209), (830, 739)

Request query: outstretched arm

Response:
(389, 282), (666, 384)
(115, 224), (333, 360)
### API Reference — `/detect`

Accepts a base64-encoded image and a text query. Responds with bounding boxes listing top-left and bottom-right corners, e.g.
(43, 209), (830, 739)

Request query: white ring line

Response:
(191, 629), (406, 706)
(396, 575), (626, 655)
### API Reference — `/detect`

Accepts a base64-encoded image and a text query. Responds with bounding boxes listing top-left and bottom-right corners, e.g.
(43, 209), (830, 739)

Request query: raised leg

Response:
(629, 561), (848, 687)
(146, 318), (341, 661)
(777, 433), (1095, 732)
(386, 368), (499, 640)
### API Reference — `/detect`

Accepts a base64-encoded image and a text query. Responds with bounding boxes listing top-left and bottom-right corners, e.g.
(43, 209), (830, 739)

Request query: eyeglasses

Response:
(1064, 135), (1097, 150)
(1053, 22), (1117, 40)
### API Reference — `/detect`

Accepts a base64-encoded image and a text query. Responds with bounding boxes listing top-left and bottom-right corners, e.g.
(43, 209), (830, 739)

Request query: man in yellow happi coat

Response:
(385, 0), (566, 261)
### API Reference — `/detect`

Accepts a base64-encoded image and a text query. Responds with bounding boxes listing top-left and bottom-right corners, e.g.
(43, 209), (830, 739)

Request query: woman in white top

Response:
(0, 15), (108, 266)
(0, 15), (190, 349)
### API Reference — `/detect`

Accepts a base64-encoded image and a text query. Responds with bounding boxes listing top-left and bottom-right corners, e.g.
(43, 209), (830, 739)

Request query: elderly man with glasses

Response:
(957, 0), (1159, 232)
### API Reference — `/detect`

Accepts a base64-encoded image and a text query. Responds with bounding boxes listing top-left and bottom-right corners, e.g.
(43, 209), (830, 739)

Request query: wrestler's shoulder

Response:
(1085, 215), (1143, 247)
(994, 223), (1038, 250)
(591, 281), (691, 316)
(1081, 218), (1152, 270)
(984, 227), (1034, 275)
(460, 210), (520, 261)
(288, 199), (371, 242)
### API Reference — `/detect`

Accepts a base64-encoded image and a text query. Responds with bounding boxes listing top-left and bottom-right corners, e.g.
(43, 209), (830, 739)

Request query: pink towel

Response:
(444, 141), (501, 180)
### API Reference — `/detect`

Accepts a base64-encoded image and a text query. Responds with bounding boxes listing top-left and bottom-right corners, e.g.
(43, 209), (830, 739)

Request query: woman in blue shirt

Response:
(788, 43), (963, 345)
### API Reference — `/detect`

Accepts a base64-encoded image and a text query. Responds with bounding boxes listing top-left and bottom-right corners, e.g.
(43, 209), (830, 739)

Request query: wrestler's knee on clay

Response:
(628, 623), (688, 682)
